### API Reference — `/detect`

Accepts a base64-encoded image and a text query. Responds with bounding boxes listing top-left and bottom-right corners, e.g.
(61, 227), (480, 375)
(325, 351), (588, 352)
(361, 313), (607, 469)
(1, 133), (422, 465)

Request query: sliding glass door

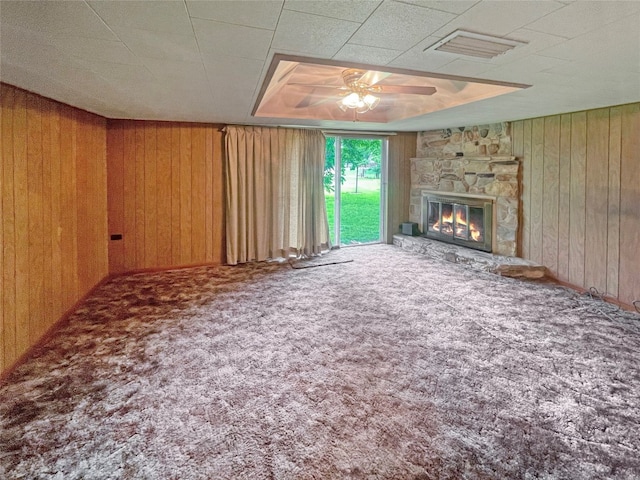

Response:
(324, 136), (387, 247)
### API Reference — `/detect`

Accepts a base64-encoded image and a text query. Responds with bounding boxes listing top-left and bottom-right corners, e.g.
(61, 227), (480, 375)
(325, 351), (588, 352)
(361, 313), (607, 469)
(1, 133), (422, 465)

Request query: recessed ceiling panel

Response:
(253, 55), (530, 124)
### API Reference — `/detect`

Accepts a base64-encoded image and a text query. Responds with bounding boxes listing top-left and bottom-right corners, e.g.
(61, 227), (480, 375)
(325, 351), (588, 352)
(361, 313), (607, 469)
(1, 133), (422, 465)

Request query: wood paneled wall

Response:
(513, 103), (639, 306)
(386, 132), (417, 244)
(1, 83), (108, 374)
(106, 120), (225, 273)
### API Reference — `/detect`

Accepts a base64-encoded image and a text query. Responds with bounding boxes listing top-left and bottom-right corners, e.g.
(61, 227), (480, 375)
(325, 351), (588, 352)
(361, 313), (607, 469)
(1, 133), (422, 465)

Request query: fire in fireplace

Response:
(422, 193), (493, 252)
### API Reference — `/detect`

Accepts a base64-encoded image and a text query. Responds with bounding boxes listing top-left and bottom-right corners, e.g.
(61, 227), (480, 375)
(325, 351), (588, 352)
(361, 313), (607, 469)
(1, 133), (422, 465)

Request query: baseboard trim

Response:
(108, 261), (223, 279)
(0, 274), (112, 385)
(545, 276), (637, 314)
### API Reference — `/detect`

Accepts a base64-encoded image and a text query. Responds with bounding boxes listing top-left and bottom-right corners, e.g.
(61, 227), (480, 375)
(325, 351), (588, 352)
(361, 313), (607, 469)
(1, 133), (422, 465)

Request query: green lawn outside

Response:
(325, 190), (380, 245)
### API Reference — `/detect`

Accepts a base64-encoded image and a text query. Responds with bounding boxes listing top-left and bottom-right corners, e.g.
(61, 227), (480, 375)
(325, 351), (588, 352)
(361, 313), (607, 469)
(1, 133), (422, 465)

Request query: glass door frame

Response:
(327, 134), (388, 247)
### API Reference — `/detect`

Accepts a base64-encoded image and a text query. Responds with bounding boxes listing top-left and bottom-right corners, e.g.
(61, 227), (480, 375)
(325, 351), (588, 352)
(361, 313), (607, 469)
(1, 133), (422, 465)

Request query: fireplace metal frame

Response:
(421, 192), (493, 252)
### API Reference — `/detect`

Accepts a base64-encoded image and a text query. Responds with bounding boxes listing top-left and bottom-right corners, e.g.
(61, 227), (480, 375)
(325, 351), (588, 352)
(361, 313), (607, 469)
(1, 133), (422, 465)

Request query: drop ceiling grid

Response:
(0, 0), (638, 130)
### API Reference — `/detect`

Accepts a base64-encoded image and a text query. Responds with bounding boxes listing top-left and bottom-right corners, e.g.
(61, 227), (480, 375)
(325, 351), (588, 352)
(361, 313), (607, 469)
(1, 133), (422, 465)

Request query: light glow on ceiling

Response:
(253, 55), (530, 124)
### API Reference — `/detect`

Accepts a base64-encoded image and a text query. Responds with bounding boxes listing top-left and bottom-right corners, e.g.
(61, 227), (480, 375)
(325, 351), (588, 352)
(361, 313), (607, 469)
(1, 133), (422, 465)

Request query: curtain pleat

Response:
(224, 126), (330, 265)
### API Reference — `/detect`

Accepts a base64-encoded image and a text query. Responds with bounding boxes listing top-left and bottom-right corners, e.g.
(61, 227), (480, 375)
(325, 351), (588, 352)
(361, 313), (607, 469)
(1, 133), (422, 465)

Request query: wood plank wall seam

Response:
(1, 83), (108, 372)
(514, 103), (639, 306)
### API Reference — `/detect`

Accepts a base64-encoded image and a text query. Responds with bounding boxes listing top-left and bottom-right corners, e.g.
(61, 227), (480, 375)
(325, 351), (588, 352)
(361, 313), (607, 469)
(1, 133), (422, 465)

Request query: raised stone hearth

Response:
(393, 234), (546, 279)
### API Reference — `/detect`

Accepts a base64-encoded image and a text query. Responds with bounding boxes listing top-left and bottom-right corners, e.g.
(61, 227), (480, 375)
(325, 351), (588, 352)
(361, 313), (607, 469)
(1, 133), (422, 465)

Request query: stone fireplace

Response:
(408, 122), (520, 257)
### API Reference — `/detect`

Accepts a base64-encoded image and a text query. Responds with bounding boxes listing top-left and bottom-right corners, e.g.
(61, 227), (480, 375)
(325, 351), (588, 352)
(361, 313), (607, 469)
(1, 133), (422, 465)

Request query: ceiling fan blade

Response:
(358, 70), (392, 86)
(296, 95), (336, 109)
(379, 85), (437, 95)
(288, 83), (346, 89)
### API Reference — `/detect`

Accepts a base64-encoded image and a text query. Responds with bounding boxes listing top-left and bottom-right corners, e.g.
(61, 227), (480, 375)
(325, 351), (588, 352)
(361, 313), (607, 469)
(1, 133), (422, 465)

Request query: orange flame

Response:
(431, 208), (483, 242)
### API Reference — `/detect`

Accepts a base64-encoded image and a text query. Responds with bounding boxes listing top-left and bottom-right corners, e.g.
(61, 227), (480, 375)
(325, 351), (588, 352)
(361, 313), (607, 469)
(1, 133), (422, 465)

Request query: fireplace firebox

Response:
(422, 193), (493, 252)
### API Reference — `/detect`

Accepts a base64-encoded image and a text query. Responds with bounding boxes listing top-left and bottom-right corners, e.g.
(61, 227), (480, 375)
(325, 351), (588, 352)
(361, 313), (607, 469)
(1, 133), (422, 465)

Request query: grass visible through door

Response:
(325, 169), (380, 245)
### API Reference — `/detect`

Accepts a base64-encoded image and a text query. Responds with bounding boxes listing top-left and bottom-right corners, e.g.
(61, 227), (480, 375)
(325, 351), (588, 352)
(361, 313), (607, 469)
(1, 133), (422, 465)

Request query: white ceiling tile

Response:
(400, 0), (479, 15)
(61, 37), (140, 65)
(69, 59), (155, 84)
(524, 0), (640, 39)
(202, 54), (265, 93)
(537, 13), (640, 64)
(192, 18), (273, 60)
(212, 88), (257, 120)
(187, 0), (283, 29)
(0, 1), (117, 40)
(87, 1), (194, 36)
(387, 36), (455, 71)
(114, 27), (201, 63)
(480, 54), (567, 82)
(283, 0), (381, 22)
(435, 59), (493, 77)
(271, 10), (361, 57)
(1, 23), (139, 67)
(140, 58), (208, 84)
(332, 44), (403, 65)
(349, 1), (456, 50)
(432, 0), (565, 38)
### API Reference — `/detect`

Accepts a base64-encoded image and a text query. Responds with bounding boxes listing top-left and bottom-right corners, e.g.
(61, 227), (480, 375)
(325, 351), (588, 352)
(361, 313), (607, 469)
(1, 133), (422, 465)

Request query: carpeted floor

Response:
(1, 244), (640, 479)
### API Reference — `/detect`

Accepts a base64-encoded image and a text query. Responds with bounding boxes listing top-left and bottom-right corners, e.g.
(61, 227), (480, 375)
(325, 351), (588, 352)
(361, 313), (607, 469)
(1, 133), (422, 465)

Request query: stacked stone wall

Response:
(411, 122), (519, 257)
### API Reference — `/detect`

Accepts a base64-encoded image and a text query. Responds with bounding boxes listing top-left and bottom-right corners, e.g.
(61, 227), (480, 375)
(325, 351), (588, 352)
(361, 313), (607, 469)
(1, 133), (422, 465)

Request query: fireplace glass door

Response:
(424, 194), (492, 252)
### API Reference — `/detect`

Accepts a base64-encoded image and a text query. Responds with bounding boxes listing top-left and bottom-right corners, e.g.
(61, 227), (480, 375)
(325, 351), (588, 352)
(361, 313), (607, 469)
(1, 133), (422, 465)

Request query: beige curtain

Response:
(224, 126), (331, 265)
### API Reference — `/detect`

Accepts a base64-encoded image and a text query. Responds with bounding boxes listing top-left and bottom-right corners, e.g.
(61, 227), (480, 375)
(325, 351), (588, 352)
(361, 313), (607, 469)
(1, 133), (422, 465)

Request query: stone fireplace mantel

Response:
(409, 155), (520, 257)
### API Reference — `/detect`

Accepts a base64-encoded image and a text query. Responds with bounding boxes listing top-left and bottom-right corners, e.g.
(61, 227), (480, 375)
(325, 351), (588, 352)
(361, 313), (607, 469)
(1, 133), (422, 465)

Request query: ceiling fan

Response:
(289, 69), (437, 113)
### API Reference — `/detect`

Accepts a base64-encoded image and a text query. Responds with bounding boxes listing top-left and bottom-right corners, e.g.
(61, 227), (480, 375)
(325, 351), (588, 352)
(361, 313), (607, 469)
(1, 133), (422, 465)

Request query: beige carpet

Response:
(1, 244), (639, 479)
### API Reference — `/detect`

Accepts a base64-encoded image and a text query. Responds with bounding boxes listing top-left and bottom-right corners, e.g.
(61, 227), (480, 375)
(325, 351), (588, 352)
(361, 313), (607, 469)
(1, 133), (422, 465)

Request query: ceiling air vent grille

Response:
(426, 30), (527, 59)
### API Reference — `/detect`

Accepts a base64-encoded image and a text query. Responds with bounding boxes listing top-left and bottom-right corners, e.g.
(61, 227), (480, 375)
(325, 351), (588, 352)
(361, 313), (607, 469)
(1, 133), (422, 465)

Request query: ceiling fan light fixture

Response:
(339, 91), (380, 114)
(363, 94), (380, 110)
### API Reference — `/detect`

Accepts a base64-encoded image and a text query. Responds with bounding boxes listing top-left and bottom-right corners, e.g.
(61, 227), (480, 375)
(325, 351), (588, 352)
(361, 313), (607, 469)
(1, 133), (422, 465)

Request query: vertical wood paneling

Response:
(0, 85), (8, 372)
(144, 122), (157, 267)
(606, 107), (621, 298)
(156, 124), (172, 266)
(75, 112), (90, 294)
(510, 121), (524, 257)
(387, 132), (415, 244)
(107, 121), (125, 273)
(529, 118), (544, 264)
(41, 99), (54, 332)
(14, 89), (30, 356)
(134, 124), (146, 267)
(520, 120), (532, 259)
(171, 125), (182, 265)
(205, 129), (214, 260)
(191, 126), (206, 261)
(618, 104), (640, 305)
(568, 111), (587, 287)
(0, 84), (17, 370)
(512, 103), (638, 307)
(1, 83), (108, 375)
(27, 94), (45, 341)
(542, 116), (560, 275)
(212, 128), (225, 264)
(105, 120), (226, 272)
(584, 109), (609, 293)
(179, 126), (192, 264)
(59, 106), (76, 307)
(123, 122), (136, 270)
(557, 114), (572, 282)
(50, 102), (63, 319)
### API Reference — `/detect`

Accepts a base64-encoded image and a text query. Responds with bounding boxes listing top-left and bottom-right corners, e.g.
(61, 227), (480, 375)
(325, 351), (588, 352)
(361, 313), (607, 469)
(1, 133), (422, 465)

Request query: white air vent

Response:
(425, 30), (527, 59)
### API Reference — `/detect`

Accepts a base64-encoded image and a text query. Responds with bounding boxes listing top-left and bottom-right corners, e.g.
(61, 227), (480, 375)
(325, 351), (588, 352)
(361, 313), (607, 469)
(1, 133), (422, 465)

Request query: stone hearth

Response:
(393, 234), (546, 279)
